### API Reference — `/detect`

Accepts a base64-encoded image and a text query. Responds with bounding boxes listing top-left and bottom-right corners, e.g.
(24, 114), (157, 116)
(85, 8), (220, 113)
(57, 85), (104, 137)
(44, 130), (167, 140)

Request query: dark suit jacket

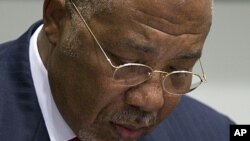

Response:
(0, 21), (233, 141)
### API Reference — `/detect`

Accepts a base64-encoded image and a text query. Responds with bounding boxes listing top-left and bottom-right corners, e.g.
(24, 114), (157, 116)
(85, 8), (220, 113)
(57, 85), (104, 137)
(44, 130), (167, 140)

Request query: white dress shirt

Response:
(29, 25), (76, 141)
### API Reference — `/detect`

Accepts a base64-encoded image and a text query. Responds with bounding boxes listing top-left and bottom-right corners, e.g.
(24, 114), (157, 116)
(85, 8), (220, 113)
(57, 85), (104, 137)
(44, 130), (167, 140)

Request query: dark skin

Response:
(38, 0), (212, 140)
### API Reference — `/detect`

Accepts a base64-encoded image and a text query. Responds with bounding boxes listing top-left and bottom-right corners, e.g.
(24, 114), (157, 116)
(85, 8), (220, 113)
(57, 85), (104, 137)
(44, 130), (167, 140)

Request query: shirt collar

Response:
(29, 24), (76, 141)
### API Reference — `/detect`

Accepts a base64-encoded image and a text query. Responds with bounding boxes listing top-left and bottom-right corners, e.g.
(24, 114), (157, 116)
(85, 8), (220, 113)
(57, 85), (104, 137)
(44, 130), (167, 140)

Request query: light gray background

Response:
(0, 0), (249, 124)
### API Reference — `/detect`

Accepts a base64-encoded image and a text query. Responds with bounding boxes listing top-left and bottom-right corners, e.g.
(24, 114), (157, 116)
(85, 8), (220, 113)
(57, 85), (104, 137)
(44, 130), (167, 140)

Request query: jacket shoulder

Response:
(0, 21), (49, 141)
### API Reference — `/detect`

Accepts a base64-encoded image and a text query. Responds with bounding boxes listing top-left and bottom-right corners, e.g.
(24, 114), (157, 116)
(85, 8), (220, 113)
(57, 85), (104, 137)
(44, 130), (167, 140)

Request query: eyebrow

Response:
(175, 51), (202, 60)
(118, 38), (201, 60)
(118, 38), (156, 54)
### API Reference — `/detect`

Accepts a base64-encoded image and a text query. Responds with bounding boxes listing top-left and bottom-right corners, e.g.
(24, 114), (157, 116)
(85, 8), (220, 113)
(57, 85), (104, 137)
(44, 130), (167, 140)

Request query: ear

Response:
(43, 0), (66, 46)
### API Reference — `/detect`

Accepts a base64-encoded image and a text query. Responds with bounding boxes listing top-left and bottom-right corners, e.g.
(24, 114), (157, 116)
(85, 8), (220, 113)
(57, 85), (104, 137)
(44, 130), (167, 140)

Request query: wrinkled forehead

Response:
(109, 0), (212, 21)
(92, 0), (212, 39)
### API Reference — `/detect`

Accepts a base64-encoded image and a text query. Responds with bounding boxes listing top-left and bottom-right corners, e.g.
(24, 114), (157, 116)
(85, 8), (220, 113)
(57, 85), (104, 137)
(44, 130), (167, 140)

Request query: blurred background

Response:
(0, 0), (249, 124)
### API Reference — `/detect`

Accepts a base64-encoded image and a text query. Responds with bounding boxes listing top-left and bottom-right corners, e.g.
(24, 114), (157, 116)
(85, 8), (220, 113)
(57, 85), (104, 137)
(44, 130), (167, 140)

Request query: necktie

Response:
(69, 137), (81, 141)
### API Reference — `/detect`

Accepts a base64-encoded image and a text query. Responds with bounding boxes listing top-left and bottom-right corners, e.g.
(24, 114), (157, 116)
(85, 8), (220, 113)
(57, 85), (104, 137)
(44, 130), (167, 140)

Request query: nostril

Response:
(125, 90), (147, 108)
(125, 85), (164, 112)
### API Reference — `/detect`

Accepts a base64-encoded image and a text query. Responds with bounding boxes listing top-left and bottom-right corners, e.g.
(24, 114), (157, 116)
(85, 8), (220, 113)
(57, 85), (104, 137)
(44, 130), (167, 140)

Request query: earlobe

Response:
(43, 0), (66, 46)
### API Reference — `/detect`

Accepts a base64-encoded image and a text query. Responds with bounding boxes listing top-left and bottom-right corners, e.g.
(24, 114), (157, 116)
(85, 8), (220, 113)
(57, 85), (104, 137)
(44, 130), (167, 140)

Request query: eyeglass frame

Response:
(70, 0), (207, 95)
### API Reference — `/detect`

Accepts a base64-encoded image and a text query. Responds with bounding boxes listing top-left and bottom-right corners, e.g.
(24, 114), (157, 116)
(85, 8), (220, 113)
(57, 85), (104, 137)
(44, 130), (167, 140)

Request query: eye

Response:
(107, 53), (123, 65)
(168, 66), (181, 72)
(168, 66), (190, 72)
(107, 52), (141, 65)
(168, 66), (177, 72)
(166, 59), (196, 72)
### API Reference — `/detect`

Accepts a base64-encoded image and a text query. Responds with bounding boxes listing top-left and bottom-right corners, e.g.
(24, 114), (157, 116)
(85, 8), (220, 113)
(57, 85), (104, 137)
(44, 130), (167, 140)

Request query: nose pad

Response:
(125, 78), (164, 112)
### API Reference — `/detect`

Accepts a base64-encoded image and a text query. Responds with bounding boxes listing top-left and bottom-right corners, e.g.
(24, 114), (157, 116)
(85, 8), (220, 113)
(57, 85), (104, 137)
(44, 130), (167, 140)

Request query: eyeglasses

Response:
(70, 0), (207, 95)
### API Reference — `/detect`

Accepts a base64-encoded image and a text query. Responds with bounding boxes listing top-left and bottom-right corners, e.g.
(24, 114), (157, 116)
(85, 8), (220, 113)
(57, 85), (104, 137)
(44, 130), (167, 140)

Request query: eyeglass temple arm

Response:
(70, 0), (116, 68)
(199, 59), (207, 82)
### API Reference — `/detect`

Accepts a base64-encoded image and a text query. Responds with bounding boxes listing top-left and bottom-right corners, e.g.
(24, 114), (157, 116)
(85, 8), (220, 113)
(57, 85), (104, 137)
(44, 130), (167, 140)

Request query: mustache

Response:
(99, 107), (157, 127)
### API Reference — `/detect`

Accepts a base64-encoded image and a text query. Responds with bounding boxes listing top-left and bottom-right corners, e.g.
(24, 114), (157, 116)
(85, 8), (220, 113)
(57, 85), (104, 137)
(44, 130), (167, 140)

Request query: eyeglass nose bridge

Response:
(144, 70), (169, 86)
(150, 70), (170, 80)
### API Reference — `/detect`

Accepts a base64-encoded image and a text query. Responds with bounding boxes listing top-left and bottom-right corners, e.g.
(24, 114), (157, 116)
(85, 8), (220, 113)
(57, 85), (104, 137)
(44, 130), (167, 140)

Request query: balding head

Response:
(66, 0), (212, 38)
(67, 0), (212, 22)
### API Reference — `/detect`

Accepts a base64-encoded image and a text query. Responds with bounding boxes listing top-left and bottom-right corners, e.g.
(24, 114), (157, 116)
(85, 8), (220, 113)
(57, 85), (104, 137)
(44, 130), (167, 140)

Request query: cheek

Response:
(48, 46), (121, 130)
(65, 63), (113, 119)
(48, 23), (127, 133)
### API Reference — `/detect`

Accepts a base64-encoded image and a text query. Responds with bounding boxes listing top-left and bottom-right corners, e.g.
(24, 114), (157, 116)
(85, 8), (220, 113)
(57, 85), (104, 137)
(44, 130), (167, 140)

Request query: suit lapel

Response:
(0, 21), (50, 141)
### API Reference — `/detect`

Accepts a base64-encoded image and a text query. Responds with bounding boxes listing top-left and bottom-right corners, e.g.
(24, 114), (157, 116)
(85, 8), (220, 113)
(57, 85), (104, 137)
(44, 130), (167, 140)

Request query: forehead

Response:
(106, 0), (211, 22)
(92, 0), (212, 36)
(89, 0), (212, 60)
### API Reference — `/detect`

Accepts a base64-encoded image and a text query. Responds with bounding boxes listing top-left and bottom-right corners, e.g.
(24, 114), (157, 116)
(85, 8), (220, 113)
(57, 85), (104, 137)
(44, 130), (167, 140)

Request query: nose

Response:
(125, 78), (164, 112)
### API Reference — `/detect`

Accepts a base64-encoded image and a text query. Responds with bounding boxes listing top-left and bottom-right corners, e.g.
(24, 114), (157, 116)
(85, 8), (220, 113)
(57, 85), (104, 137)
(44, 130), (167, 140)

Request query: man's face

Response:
(47, 0), (211, 140)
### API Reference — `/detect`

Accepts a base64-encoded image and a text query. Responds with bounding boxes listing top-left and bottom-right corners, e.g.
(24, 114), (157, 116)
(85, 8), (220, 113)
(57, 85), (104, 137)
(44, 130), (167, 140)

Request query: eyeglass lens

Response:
(113, 65), (202, 94)
(113, 64), (152, 86)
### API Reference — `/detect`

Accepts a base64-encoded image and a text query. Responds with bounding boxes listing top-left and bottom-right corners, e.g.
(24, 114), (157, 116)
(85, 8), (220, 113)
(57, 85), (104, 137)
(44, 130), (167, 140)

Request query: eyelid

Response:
(107, 51), (141, 64)
(168, 65), (191, 72)
(118, 57), (136, 63)
(167, 59), (197, 72)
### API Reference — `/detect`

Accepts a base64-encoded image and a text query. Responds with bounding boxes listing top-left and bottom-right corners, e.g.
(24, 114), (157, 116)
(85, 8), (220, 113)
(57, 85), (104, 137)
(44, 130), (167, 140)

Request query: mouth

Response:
(110, 122), (146, 140)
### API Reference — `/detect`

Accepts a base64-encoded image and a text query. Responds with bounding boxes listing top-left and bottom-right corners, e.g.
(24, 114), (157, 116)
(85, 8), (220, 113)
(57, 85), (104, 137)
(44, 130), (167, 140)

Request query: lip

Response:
(111, 122), (144, 140)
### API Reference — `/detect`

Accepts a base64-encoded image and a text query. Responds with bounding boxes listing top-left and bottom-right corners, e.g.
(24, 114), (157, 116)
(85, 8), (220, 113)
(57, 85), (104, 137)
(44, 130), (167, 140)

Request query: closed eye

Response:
(168, 66), (190, 72)
(107, 51), (142, 65)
